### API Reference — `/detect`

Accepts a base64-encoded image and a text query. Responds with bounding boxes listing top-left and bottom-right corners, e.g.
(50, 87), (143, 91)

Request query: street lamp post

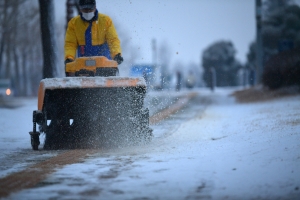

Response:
(255, 0), (263, 85)
(66, 0), (76, 30)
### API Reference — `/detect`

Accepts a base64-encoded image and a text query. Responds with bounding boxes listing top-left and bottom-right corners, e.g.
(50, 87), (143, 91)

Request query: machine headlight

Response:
(6, 88), (11, 96)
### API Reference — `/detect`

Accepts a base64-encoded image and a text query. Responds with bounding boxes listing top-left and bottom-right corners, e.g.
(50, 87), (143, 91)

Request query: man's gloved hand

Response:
(113, 53), (123, 65)
(64, 58), (74, 77)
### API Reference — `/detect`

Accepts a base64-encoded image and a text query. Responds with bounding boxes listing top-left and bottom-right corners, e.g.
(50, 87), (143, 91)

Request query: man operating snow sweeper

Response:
(29, 0), (152, 150)
(64, 0), (123, 76)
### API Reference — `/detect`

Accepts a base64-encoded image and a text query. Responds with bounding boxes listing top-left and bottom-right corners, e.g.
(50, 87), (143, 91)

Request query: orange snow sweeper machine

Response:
(29, 56), (152, 150)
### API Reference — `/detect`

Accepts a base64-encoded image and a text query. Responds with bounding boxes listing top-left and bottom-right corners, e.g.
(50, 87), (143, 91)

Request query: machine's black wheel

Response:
(129, 108), (153, 145)
(38, 111), (47, 133)
(30, 132), (40, 151)
(141, 109), (153, 143)
(44, 118), (72, 150)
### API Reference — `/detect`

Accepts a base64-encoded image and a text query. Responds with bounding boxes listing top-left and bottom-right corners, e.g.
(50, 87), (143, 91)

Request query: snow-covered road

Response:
(1, 88), (300, 200)
(0, 90), (189, 180)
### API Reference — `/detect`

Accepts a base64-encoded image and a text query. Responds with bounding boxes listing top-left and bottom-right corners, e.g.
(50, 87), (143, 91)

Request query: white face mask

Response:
(82, 11), (94, 20)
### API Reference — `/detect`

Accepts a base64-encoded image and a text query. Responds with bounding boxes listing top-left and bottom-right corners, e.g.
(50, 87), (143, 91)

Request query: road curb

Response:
(150, 92), (197, 125)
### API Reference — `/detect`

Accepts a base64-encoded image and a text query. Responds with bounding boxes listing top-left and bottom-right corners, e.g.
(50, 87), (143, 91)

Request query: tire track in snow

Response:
(0, 149), (97, 198)
(0, 92), (197, 198)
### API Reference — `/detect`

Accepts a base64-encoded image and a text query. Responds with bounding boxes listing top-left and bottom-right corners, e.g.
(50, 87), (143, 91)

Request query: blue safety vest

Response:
(77, 22), (111, 59)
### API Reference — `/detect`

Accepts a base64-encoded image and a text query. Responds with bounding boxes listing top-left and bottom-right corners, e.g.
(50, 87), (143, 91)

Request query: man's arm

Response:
(105, 17), (122, 61)
(64, 19), (78, 60)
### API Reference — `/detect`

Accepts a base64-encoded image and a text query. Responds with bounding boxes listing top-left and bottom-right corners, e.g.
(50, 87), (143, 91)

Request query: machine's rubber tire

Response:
(130, 108), (153, 145)
(43, 118), (72, 150)
(30, 132), (40, 151)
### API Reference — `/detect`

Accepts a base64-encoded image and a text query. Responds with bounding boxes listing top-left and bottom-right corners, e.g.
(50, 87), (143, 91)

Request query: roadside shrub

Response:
(262, 48), (300, 89)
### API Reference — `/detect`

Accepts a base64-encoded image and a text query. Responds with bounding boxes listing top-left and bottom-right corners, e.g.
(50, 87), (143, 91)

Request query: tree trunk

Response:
(0, 0), (9, 75)
(39, 0), (57, 78)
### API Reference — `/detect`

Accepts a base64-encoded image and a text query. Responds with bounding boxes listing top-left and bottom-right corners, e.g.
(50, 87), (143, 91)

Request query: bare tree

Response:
(0, 1), (43, 96)
(0, 0), (9, 75)
(39, 0), (57, 79)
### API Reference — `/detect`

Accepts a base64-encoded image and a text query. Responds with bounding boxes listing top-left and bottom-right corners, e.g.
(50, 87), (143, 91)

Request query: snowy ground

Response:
(0, 90), (184, 179)
(1, 88), (300, 199)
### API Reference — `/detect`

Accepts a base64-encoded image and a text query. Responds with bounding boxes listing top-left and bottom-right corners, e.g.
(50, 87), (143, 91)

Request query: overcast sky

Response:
(53, 0), (299, 66)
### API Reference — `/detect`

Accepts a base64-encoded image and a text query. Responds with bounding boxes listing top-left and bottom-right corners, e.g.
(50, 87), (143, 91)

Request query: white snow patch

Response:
(41, 77), (146, 89)
(3, 88), (300, 199)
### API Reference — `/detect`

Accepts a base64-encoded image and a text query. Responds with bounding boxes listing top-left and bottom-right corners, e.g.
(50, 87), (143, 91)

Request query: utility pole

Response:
(152, 39), (157, 68)
(255, 0), (263, 85)
(152, 39), (159, 86)
(66, 0), (78, 30)
(39, 0), (57, 78)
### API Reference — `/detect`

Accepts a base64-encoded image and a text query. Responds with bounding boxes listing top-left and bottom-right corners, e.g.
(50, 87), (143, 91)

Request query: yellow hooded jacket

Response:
(64, 12), (122, 60)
